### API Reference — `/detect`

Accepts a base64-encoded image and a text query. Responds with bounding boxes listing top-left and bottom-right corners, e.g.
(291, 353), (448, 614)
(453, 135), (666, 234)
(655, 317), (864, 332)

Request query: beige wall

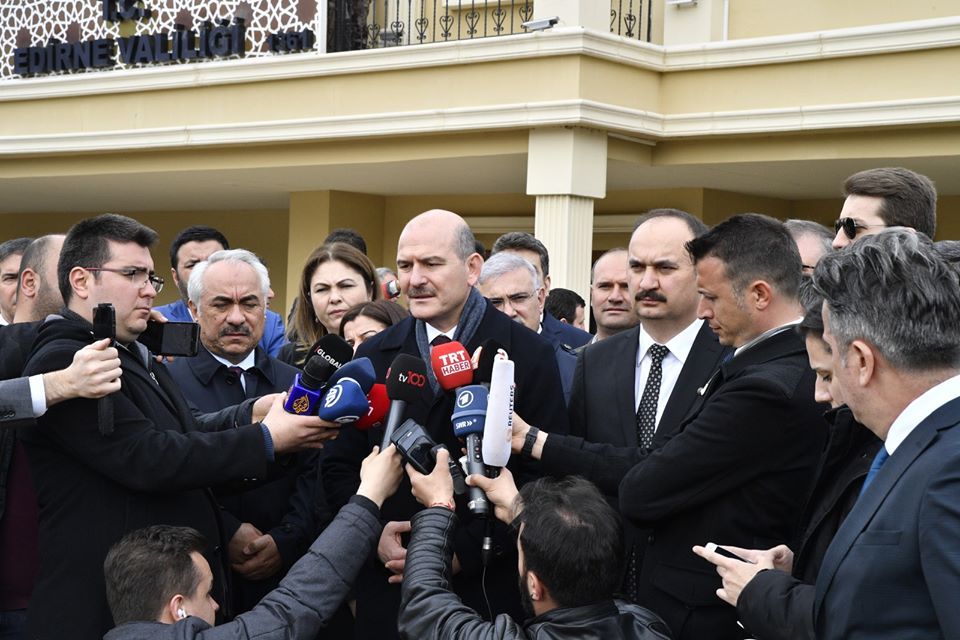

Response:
(728, 0), (957, 40)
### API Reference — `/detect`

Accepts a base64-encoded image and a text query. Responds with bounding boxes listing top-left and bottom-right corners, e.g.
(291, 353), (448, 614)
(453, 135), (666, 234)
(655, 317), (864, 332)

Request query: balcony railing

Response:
(327, 0), (652, 52)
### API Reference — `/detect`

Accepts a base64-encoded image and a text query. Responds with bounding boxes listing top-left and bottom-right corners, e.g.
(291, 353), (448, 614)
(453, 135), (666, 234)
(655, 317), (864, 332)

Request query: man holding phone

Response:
(18, 214), (339, 640)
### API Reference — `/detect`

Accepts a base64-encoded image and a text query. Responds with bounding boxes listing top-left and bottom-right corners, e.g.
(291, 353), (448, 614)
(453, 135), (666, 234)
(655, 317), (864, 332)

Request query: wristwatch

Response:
(522, 426), (540, 458)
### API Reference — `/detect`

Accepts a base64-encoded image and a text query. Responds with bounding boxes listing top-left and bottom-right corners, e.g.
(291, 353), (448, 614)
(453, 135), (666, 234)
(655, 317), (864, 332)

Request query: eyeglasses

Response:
(84, 267), (164, 293)
(488, 292), (535, 309)
(834, 217), (886, 241)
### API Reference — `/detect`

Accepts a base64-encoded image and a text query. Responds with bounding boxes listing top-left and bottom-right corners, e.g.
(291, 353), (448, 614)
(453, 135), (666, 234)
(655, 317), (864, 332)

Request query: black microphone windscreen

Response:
(308, 334), (353, 370)
(474, 338), (507, 385)
(385, 354), (429, 402)
(301, 355), (335, 390)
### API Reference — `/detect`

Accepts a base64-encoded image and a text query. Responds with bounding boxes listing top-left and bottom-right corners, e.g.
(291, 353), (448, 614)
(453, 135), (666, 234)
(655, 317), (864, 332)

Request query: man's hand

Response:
(692, 544), (784, 606)
(228, 522), (263, 565)
(357, 445), (404, 507)
(378, 520), (412, 584)
(252, 393), (283, 423)
(43, 338), (122, 406)
(261, 393), (340, 453)
(406, 447), (455, 509)
(466, 467), (519, 524)
(233, 533), (282, 580)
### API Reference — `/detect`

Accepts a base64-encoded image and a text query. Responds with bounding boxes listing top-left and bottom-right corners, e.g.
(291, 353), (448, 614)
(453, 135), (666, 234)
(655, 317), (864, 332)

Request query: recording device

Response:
(307, 334), (352, 370)
(317, 358), (376, 423)
(482, 357), (515, 468)
(283, 354), (334, 416)
(453, 385), (490, 515)
(474, 338), (508, 387)
(380, 354), (429, 448)
(137, 320), (200, 357)
(381, 280), (401, 299)
(430, 340), (474, 391)
(391, 418), (466, 494)
(704, 542), (753, 564)
(356, 383), (389, 430)
(93, 303), (116, 436)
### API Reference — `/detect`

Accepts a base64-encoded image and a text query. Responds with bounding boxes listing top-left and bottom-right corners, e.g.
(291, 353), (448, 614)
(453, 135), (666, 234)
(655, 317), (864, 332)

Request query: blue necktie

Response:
(859, 447), (889, 497)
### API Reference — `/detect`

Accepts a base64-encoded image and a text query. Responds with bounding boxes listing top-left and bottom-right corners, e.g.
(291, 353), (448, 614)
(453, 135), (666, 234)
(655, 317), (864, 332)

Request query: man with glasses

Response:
(478, 252), (576, 404)
(18, 214), (338, 640)
(832, 167), (937, 249)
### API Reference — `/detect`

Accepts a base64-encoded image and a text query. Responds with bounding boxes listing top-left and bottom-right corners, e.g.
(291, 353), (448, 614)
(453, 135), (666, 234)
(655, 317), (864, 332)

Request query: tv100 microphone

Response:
(452, 385), (490, 515)
(380, 354), (429, 449)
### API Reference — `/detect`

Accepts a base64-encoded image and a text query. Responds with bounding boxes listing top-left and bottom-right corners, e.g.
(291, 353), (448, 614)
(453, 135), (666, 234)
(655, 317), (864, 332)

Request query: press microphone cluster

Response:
(380, 354), (429, 448)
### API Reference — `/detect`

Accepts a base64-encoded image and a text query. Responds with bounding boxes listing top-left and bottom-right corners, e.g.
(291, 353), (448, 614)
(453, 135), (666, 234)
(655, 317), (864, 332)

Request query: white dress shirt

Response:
(634, 318), (704, 430)
(884, 373), (960, 456)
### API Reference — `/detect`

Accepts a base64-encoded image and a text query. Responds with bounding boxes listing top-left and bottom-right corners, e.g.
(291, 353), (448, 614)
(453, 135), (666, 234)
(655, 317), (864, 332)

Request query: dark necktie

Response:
(226, 366), (250, 398)
(859, 447), (889, 497)
(431, 335), (452, 347)
(636, 344), (669, 449)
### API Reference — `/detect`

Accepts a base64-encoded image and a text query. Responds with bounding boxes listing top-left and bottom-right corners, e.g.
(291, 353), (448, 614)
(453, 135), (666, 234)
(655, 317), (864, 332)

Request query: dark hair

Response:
(323, 228), (368, 255)
(103, 525), (206, 625)
(492, 232), (550, 277)
(590, 248), (627, 283)
(59, 214), (159, 304)
(516, 477), (623, 608)
(0, 237), (33, 263)
(686, 214), (801, 300)
(16, 235), (62, 294)
(934, 239), (960, 267)
(288, 242), (380, 359)
(338, 299), (410, 337)
(168, 226), (229, 269)
(545, 288), (585, 324)
(634, 208), (708, 237)
(843, 167), (937, 238)
(796, 277), (825, 339)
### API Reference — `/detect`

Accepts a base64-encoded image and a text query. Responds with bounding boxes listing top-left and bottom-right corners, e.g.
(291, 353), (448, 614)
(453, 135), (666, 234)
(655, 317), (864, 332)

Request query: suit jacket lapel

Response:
(614, 328), (641, 447)
(656, 323), (725, 444)
(813, 400), (960, 618)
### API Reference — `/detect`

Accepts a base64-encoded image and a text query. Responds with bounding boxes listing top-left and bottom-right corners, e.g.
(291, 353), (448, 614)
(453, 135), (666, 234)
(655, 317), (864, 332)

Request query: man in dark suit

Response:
(491, 231), (592, 349)
(165, 248), (325, 616)
(805, 230), (960, 638)
(18, 214), (337, 639)
(477, 251), (577, 405)
(323, 209), (569, 639)
(512, 214), (828, 640)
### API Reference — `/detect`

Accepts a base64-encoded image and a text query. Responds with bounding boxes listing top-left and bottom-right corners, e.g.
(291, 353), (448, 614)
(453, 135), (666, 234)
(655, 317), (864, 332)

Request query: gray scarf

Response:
(415, 286), (487, 395)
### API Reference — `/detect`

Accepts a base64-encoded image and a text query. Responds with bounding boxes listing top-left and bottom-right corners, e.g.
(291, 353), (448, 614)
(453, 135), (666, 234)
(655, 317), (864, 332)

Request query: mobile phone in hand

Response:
(705, 542), (753, 564)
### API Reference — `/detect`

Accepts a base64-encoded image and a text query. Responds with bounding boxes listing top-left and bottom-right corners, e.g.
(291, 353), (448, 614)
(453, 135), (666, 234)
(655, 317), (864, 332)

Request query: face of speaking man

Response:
(479, 266), (545, 333)
(189, 260), (266, 365)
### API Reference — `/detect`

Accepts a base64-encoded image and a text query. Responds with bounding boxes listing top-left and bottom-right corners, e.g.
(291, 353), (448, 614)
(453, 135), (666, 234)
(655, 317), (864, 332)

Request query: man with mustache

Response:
(165, 249), (323, 617)
(569, 209), (730, 601)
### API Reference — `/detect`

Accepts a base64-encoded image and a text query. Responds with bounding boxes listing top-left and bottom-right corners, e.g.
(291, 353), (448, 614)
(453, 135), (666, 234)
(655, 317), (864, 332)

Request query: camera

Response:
(391, 419), (466, 494)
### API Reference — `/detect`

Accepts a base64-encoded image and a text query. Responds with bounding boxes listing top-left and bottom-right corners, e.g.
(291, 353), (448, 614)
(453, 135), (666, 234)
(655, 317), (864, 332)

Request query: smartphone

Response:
(392, 419), (437, 474)
(705, 542), (753, 564)
(93, 303), (115, 342)
(138, 320), (200, 357)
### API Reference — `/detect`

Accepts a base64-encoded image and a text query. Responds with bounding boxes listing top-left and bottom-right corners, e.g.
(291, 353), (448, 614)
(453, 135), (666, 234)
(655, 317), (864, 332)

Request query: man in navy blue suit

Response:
(804, 229), (960, 638)
(491, 231), (592, 349)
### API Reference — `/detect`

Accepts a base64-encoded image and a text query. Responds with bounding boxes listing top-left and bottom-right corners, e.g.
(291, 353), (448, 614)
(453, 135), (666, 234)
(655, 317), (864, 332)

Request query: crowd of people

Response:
(1, 165), (958, 640)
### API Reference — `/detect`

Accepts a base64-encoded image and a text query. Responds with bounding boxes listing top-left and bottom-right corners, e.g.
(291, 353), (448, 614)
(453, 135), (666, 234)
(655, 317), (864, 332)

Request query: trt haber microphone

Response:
(482, 357), (515, 468)
(284, 354), (335, 415)
(356, 383), (389, 430)
(317, 358), (377, 423)
(380, 354), (429, 449)
(308, 334), (353, 371)
(453, 385), (490, 515)
(431, 340), (474, 391)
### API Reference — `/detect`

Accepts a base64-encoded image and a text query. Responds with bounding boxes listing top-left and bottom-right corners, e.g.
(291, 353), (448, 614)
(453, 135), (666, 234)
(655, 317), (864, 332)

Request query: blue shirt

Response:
(153, 299), (288, 358)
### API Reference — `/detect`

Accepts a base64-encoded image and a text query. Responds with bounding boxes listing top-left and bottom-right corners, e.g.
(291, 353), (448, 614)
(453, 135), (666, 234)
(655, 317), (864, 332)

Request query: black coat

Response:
(322, 303), (569, 639)
(540, 328), (828, 640)
(19, 312), (270, 640)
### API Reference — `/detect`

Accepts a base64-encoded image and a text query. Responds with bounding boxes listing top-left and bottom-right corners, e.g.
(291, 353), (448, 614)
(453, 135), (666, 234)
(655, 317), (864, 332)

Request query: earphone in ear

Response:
(177, 607), (186, 620)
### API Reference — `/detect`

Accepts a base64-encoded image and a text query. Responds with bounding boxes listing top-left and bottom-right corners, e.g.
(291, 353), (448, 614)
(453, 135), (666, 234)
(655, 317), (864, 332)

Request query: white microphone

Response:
(482, 357), (515, 468)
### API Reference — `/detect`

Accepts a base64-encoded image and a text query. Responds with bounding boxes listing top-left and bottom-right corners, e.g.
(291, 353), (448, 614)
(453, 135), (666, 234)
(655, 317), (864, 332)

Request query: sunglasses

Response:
(834, 217), (885, 240)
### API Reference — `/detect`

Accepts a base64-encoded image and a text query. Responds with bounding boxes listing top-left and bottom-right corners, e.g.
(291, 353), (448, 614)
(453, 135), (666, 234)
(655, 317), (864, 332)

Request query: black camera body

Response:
(391, 418), (467, 495)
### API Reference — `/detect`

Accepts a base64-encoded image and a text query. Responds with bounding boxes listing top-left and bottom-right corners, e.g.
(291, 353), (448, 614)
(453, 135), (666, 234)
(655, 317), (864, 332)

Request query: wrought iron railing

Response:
(328, 0), (652, 52)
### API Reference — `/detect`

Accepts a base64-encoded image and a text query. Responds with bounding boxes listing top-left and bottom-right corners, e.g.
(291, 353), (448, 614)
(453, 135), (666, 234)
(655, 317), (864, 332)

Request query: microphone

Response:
(474, 338), (508, 387)
(283, 354), (335, 415)
(380, 354), (429, 449)
(482, 357), (515, 468)
(307, 334), (352, 371)
(452, 385), (490, 515)
(317, 358), (377, 423)
(381, 280), (401, 299)
(430, 340), (474, 391)
(356, 383), (389, 430)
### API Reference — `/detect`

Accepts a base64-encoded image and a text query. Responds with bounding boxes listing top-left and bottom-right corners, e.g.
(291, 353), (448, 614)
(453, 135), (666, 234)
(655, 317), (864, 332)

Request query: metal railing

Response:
(327, 0), (652, 51)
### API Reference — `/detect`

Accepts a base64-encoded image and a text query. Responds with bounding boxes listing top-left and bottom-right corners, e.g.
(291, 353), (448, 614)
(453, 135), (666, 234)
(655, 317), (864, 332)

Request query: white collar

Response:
(637, 318), (703, 366)
(734, 318), (803, 357)
(884, 373), (960, 455)
(425, 323), (457, 345)
(209, 348), (256, 371)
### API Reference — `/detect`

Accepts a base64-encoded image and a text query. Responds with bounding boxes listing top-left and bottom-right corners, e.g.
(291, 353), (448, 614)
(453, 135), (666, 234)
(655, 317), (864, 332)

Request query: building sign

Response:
(1, 0), (319, 80)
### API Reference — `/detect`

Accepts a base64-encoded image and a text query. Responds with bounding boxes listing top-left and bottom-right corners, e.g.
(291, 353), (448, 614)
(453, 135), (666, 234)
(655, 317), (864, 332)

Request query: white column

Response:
(527, 127), (607, 303)
(533, 0), (609, 31)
